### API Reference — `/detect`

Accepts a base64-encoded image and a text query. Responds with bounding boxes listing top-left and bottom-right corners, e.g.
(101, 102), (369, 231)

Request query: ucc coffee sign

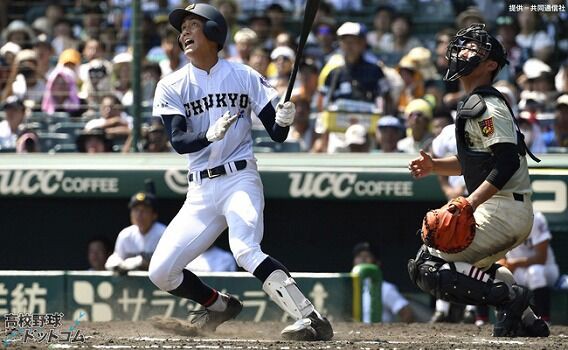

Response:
(288, 172), (413, 199)
(0, 170), (119, 195)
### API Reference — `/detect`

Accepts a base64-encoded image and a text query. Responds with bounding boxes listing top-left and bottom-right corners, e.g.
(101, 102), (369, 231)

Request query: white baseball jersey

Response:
(506, 211), (559, 289)
(152, 59), (278, 171)
(431, 124), (467, 192)
(381, 281), (410, 323)
(149, 58), (281, 292)
(114, 222), (166, 260)
(186, 246), (237, 272)
(0, 121), (17, 149)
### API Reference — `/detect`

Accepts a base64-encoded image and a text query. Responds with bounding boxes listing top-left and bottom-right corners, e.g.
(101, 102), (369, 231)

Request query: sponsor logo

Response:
(532, 180), (567, 213)
(0, 170), (118, 195)
(288, 172), (413, 198)
(164, 169), (187, 194)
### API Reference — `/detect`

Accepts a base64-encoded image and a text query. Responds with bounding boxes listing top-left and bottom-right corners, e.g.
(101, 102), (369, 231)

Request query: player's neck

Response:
(460, 75), (492, 94)
(190, 54), (219, 74)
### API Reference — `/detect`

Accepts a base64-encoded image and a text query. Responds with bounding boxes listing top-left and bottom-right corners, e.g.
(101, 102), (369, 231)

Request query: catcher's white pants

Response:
(428, 193), (533, 270)
(149, 166), (268, 291)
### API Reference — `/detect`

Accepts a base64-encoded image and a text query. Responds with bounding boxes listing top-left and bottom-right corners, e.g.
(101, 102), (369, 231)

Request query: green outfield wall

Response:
(0, 271), (353, 322)
(0, 271), (565, 325)
(1, 154), (567, 298)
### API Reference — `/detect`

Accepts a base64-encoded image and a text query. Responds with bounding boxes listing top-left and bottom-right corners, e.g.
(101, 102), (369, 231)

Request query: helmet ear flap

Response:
(203, 19), (220, 47)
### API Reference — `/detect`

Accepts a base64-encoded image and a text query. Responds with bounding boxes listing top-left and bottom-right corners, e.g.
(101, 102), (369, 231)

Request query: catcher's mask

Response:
(444, 23), (508, 82)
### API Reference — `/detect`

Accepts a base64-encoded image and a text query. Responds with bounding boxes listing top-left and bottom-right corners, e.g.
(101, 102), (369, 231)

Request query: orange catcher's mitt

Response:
(421, 196), (476, 254)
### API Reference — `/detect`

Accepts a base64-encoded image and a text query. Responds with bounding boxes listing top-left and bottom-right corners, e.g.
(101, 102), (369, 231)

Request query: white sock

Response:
(436, 299), (450, 314)
(207, 292), (228, 312)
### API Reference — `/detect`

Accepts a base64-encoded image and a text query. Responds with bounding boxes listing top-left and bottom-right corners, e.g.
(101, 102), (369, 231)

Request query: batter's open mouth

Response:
(185, 39), (194, 46)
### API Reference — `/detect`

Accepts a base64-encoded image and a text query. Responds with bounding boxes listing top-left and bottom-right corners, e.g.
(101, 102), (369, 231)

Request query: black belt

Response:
(189, 160), (247, 182)
(513, 193), (524, 202)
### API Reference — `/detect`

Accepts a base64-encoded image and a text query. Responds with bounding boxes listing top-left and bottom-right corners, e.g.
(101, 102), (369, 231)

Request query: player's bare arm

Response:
(409, 150), (461, 178)
(465, 180), (498, 210)
(505, 240), (549, 270)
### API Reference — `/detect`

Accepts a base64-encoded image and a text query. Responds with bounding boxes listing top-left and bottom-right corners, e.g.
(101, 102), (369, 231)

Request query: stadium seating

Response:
(51, 121), (88, 138)
(35, 132), (71, 152)
(50, 143), (78, 153)
(18, 122), (45, 133)
(254, 137), (301, 152)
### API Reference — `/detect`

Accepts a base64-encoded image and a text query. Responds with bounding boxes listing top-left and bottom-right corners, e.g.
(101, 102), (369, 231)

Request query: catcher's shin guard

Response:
(408, 247), (509, 306)
(262, 270), (314, 319)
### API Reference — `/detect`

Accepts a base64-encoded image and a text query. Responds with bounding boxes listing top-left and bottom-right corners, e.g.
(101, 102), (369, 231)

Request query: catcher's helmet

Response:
(169, 3), (227, 51)
(444, 23), (508, 81)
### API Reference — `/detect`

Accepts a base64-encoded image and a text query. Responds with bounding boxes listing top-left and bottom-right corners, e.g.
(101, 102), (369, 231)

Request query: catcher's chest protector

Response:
(456, 86), (540, 194)
(455, 92), (495, 194)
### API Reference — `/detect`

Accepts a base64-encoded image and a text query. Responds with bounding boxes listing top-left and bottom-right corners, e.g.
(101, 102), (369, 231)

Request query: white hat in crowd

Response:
(112, 52), (133, 64)
(345, 124), (367, 146)
(523, 58), (551, 80)
(234, 28), (258, 44)
(336, 22), (366, 38)
(0, 42), (21, 58)
(557, 94), (568, 108)
(270, 46), (295, 61)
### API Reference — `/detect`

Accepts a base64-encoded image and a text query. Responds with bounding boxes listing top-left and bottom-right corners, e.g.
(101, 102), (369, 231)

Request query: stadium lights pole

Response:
(130, 0), (142, 152)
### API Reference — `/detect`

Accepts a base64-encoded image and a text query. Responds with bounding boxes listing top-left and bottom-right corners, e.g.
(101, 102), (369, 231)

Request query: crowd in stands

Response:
(0, 0), (567, 154)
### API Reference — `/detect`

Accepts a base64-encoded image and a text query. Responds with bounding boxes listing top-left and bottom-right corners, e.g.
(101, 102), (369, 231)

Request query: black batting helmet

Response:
(169, 3), (228, 52)
(444, 23), (508, 82)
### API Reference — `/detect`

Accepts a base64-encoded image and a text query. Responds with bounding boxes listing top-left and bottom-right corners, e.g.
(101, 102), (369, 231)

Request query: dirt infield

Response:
(8, 320), (567, 350)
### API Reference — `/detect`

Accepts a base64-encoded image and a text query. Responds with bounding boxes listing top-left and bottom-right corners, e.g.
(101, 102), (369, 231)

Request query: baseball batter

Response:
(148, 4), (333, 341)
(407, 24), (547, 337)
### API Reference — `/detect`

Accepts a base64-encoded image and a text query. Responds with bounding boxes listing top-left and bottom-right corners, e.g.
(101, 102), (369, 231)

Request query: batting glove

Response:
(275, 101), (295, 127)
(206, 111), (238, 142)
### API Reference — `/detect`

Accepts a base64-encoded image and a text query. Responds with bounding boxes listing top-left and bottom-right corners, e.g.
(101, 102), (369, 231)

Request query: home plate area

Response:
(7, 321), (566, 350)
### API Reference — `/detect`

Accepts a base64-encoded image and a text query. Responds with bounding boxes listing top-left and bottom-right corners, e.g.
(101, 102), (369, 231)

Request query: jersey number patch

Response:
(478, 117), (494, 137)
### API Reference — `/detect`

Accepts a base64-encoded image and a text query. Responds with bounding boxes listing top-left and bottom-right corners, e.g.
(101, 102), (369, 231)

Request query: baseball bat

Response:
(284, 0), (320, 103)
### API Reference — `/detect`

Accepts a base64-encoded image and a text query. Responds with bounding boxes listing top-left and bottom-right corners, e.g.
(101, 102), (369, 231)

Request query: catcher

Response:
(407, 24), (547, 337)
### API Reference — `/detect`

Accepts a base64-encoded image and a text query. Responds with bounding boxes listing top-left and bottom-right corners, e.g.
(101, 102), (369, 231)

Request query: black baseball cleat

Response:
(190, 294), (243, 332)
(281, 311), (333, 341)
(517, 318), (550, 337)
(493, 285), (531, 337)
